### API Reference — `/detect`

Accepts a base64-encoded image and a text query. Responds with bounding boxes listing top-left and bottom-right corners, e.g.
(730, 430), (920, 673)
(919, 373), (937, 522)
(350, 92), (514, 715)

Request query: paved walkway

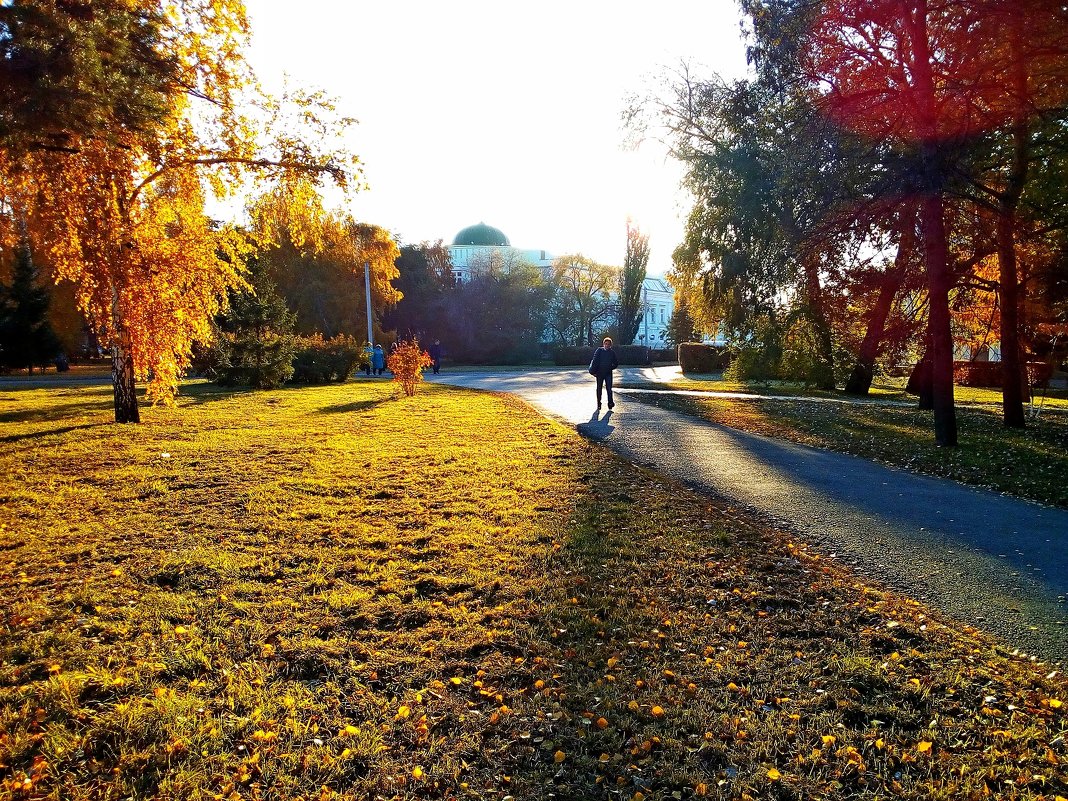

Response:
(428, 367), (1068, 664)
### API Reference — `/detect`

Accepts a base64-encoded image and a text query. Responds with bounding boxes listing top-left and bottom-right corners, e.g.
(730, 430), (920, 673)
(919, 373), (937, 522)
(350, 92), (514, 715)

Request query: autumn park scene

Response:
(2, 1), (1068, 800)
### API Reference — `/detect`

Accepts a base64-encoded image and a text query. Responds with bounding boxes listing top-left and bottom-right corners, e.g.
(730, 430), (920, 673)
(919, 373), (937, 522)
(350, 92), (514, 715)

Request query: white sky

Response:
(242, 0), (749, 273)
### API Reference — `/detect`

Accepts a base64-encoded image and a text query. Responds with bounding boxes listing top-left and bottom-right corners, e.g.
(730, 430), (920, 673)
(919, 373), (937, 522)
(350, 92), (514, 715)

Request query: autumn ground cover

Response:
(622, 377), (1068, 509)
(1, 380), (1067, 801)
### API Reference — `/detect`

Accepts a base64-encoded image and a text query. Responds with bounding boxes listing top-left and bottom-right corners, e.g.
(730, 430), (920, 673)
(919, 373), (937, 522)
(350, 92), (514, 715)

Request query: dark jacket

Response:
(589, 346), (619, 378)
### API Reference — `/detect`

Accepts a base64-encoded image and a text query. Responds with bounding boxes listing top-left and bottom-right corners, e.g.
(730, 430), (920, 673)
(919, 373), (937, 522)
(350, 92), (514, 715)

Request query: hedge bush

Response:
(553, 346), (595, 366)
(954, 360), (1053, 388)
(678, 342), (730, 373)
(552, 344), (653, 367)
(650, 348), (677, 363)
(291, 334), (366, 384)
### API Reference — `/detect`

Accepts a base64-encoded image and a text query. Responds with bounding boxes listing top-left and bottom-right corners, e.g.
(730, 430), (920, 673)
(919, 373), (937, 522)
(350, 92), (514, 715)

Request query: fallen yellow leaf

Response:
(917, 741), (933, 753)
(554, 750), (566, 763)
(767, 768), (781, 780)
(651, 705), (665, 718)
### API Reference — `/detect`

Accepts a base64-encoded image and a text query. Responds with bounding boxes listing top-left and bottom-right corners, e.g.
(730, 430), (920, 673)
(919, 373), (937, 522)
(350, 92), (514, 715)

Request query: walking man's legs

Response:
(596, 376), (605, 408)
(605, 373), (614, 409)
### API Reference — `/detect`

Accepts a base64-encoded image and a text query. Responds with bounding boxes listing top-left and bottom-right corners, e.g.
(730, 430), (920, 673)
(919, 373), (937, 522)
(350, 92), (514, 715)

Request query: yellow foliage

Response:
(0, 1), (361, 414)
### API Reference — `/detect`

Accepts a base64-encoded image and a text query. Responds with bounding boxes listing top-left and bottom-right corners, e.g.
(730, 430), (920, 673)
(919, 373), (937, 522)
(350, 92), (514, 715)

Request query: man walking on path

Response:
(589, 336), (619, 410)
(428, 340), (443, 375)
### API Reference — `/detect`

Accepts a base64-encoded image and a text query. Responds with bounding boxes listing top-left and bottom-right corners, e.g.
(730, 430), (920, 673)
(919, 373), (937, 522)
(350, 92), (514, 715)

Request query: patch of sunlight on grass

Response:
(2, 379), (1067, 799)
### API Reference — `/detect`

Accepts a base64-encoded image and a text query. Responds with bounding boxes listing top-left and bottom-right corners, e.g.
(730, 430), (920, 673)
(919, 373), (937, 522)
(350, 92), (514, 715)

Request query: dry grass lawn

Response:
(1, 380), (1066, 800)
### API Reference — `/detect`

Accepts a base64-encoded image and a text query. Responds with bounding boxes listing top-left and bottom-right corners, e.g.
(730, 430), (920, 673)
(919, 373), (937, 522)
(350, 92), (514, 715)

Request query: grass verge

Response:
(624, 387), (1068, 509)
(1, 380), (1066, 800)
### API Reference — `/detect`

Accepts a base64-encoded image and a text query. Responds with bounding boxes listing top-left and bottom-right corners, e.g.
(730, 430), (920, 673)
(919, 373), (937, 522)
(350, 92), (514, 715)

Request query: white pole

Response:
(364, 262), (373, 344)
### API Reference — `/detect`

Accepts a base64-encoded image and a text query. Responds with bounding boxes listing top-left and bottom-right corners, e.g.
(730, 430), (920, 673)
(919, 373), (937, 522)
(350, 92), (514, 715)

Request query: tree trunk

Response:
(110, 283), (140, 423)
(906, 341), (935, 410)
(844, 205), (916, 395)
(997, 211), (1027, 427)
(843, 279), (897, 396)
(906, 2), (956, 446)
(996, 10), (1030, 429)
(920, 191), (957, 446)
(801, 251), (835, 390)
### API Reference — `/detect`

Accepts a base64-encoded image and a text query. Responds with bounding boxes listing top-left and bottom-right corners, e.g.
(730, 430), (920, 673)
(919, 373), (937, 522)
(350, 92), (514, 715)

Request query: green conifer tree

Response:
(213, 262), (296, 389)
(0, 242), (61, 373)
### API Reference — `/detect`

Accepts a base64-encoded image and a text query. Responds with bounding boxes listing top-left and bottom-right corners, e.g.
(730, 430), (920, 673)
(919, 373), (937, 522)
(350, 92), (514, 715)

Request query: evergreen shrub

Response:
(291, 335), (365, 384)
(615, 345), (651, 365)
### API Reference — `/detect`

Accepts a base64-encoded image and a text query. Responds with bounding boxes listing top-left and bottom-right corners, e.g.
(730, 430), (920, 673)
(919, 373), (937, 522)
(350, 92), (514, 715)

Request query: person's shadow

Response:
(577, 409), (614, 440)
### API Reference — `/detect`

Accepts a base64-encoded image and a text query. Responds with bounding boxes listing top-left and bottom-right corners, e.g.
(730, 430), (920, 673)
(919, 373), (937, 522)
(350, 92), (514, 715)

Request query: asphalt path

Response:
(427, 367), (1068, 665)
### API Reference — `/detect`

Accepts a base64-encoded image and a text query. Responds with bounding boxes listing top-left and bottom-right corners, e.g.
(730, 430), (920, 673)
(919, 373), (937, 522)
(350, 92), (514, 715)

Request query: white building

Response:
(637, 276), (674, 347)
(447, 221), (675, 345)
(448, 222), (553, 283)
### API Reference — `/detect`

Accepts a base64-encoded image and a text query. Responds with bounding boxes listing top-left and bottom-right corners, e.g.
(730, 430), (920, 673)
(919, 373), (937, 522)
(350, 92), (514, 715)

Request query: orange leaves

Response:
(388, 339), (433, 397)
(916, 741), (934, 754)
(553, 750), (566, 763)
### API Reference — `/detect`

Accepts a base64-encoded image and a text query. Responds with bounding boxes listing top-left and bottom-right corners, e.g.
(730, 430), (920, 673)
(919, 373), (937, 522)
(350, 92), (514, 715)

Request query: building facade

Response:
(448, 222), (553, 283)
(637, 277), (674, 347)
(447, 221), (675, 345)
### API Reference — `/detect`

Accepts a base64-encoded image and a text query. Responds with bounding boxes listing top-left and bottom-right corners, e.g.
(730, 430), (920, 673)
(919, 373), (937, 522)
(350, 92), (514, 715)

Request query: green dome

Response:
(453, 222), (510, 247)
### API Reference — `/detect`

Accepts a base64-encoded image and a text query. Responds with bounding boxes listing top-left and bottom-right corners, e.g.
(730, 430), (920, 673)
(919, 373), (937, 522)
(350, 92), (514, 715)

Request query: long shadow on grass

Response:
(317, 398), (391, 415)
(0, 422), (108, 444)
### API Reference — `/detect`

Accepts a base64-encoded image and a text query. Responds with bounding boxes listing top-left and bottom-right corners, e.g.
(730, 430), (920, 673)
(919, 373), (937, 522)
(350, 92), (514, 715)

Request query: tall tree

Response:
(548, 254), (617, 346)
(212, 261), (296, 389)
(250, 185), (401, 342)
(385, 241), (454, 342)
(644, 68), (879, 390)
(0, 241), (60, 373)
(0, 0), (360, 422)
(444, 262), (551, 363)
(802, 0), (1011, 444)
(617, 221), (649, 345)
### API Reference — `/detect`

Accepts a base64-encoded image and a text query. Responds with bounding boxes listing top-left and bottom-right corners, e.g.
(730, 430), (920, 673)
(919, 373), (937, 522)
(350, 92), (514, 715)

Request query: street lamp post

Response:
(364, 262), (373, 345)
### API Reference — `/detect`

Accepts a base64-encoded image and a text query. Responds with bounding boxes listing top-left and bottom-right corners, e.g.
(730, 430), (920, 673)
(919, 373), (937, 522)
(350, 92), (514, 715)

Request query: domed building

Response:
(448, 222), (554, 283)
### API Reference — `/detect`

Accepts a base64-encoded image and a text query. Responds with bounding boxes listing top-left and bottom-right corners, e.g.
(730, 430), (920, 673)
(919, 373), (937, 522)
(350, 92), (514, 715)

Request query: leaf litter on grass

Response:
(0, 381), (1066, 800)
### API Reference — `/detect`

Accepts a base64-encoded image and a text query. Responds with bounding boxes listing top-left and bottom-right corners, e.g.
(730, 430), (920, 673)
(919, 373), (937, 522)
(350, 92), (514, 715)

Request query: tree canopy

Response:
(0, 0), (362, 421)
(637, 0), (1068, 443)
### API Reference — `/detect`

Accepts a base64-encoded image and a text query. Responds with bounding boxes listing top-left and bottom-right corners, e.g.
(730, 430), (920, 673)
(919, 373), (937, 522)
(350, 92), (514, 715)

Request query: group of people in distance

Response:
(363, 339), (443, 377)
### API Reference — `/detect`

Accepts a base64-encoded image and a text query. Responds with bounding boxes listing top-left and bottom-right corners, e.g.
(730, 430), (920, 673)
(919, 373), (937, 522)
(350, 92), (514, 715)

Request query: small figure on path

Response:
(363, 343), (374, 376)
(372, 344), (386, 376)
(428, 339), (443, 374)
(588, 336), (619, 410)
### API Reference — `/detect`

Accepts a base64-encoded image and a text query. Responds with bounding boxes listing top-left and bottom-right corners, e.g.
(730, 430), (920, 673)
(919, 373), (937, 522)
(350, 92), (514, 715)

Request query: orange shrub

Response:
(388, 339), (433, 397)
